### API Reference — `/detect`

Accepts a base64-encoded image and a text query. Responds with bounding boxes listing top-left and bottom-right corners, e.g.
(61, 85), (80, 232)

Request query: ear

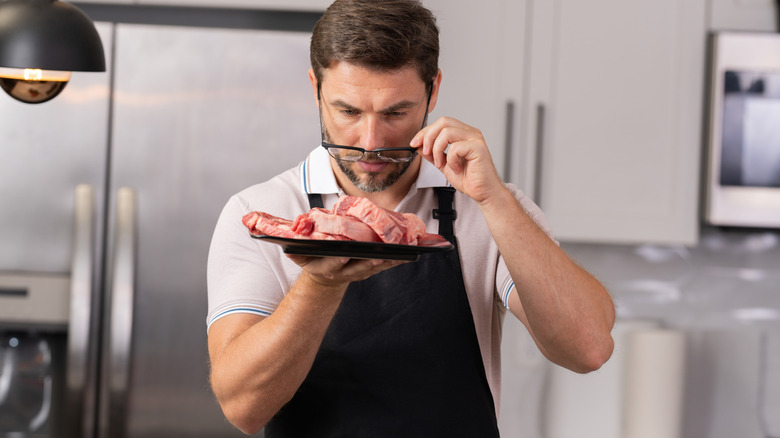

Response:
(308, 68), (319, 108)
(427, 69), (443, 113)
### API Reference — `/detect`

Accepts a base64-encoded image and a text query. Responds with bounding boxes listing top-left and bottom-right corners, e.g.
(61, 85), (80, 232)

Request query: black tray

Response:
(251, 235), (454, 261)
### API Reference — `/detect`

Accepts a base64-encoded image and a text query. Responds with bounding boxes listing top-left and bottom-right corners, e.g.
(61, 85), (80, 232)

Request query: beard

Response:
(335, 159), (413, 193)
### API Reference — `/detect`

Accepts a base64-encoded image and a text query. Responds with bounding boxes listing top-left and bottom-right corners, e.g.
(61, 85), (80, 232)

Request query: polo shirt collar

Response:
(299, 145), (450, 195)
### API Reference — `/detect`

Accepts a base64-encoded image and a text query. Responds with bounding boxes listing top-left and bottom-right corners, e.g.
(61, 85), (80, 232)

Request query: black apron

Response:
(265, 188), (499, 437)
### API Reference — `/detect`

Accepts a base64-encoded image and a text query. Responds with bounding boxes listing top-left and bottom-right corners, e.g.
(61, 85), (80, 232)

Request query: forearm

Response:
(479, 187), (615, 373)
(209, 274), (347, 433)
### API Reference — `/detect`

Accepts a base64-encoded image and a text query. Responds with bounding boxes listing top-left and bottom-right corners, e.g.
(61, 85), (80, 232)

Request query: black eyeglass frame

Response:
(317, 79), (434, 163)
(320, 143), (419, 163)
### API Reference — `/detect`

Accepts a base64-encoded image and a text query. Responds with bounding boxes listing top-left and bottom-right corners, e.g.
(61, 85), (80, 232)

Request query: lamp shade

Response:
(0, 0), (105, 72)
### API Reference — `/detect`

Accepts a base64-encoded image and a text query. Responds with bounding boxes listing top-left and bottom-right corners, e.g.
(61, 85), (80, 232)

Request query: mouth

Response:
(357, 161), (390, 173)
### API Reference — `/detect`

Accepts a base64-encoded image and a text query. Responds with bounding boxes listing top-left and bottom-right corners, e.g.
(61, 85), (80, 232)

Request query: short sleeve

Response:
(206, 194), (287, 331)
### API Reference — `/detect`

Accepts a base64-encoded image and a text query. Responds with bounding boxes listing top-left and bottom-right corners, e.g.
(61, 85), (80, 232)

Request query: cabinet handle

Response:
(503, 100), (515, 181)
(65, 184), (96, 438)
(533, 103), (546, 206)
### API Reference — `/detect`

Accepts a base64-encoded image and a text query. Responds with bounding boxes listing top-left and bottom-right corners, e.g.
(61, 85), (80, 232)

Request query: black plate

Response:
(251, 235), (454, 261)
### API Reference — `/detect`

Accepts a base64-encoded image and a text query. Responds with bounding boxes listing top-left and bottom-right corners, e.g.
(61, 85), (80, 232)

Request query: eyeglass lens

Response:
(326, 146), (415, 163)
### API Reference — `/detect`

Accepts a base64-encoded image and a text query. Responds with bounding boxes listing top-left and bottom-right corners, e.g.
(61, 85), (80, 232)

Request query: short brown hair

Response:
(310, 0), (439, 90)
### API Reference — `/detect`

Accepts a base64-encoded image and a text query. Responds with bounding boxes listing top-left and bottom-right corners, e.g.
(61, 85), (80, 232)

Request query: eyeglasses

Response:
(321, 143), (418, 163)
(317, 80), (433, 164)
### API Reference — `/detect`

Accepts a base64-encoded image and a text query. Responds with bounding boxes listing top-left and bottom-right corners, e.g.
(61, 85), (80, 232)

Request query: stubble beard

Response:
(335, 159), (412, 193)
(323, 125), (414, 193)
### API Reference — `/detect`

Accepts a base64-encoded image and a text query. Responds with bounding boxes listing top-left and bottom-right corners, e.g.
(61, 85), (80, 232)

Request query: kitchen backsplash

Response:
(499, 226), (780, 438)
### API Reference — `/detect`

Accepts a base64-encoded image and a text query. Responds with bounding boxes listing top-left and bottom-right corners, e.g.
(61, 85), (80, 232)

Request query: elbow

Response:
(211, 376), (273, 435)
(573, 333), (615, 374)
(219, 397), (270, 435)
(543, 331), (615, 374)
(588, 342), (615, 373)
(575, 292), (616, 373)
(227, 412), (265, 436)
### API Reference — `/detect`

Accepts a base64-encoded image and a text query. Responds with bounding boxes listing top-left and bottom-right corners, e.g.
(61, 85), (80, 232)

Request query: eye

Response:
(341, 109), (359, 117)
(385, 111), (406, 118)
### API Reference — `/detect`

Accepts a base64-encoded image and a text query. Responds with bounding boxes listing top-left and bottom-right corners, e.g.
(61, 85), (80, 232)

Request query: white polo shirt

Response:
(206, 145), (555, 415)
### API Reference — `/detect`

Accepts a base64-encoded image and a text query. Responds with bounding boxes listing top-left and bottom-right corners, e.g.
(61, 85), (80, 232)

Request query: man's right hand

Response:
(287, 254), (408, 290)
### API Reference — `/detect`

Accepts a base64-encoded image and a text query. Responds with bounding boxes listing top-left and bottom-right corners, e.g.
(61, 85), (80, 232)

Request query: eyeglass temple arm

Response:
(421, 80), (433, 129)
(316, 82), (327, 143)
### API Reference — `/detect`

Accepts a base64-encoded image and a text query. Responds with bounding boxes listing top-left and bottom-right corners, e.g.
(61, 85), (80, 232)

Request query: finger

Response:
(412, 117), (451, 155)
(430, 124), (477, 169)
(431, 127), (460, 169)
(415, 124), (441, 158)
(410, 128), (426, 149)
(346, 258), (402, 274)
(338, 258), (406, 282)
(286, 253), (349, 271)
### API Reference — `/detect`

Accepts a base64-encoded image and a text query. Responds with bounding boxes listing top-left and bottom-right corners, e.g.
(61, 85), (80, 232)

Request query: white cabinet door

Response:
(709, 0), (776, 31)
(135, 0), (329, 10)
(423, 0), (528, 182)
(519, 0), (707, 245)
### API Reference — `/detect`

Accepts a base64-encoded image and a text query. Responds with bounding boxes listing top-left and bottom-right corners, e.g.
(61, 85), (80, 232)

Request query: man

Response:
(207, 0), (615, 436)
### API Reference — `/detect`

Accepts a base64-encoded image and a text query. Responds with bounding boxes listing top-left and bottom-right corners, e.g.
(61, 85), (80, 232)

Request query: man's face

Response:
(317, 62), (431, 193)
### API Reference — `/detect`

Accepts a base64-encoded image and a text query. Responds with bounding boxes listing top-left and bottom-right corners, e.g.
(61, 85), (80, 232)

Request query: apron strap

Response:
(433, 186), (457, 242)
(307, 193), (324, 209)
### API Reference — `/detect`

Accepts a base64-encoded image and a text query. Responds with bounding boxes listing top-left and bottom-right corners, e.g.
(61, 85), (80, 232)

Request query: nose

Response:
(361, 115), (385, 150)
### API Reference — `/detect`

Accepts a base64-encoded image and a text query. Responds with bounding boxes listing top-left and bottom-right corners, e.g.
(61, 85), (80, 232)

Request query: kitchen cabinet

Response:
(423, 0), (528, 181)
(516, 0), (708, 245)
(709, 0), (777, 32)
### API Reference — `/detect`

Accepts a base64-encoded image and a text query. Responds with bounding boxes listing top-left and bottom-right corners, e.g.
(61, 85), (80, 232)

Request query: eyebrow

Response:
(329, 98), (421, 114)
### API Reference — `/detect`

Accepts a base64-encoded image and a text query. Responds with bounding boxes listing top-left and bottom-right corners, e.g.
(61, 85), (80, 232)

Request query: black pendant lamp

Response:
(0, 0), (105, 104)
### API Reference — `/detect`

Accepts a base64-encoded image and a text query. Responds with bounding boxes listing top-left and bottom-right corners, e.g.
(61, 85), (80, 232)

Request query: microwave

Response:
(705, 32), (780, 229)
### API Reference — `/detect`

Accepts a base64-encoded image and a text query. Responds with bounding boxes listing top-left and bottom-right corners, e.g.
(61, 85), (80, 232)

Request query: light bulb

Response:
(0, 67), (72, 104)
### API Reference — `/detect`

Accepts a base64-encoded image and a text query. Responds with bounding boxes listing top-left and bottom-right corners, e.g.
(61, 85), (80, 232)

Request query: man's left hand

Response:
(410, 116), (504, 204)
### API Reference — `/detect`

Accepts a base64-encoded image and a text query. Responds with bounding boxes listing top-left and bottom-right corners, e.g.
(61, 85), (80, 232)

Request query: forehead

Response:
(320, 61), (426, 98)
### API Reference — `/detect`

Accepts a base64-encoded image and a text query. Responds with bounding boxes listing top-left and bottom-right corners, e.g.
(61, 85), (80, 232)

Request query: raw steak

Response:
(242, 196), (450, 247)
(333, 196), (427, 245)
(292, 208), (382, 242)
(242, 210), (342, 241)
(242, 211), (297, 239)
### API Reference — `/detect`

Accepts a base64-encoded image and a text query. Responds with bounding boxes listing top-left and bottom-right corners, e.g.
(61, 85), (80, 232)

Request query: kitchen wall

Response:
(499, 226), (780, 437)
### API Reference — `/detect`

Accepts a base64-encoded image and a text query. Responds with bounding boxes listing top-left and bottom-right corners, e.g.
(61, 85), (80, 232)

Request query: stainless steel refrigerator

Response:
(0, 22), (319, 437)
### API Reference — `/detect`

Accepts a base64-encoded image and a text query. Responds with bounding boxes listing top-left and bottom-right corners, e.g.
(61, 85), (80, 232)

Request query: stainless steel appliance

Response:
(0, 22), (319, 437)
(705, 32), (780, 229)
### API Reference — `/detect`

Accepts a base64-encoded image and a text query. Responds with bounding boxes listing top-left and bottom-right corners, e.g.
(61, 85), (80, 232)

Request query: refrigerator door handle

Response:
(65, 184), (96, 438)
(106, 187), (136, 437)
